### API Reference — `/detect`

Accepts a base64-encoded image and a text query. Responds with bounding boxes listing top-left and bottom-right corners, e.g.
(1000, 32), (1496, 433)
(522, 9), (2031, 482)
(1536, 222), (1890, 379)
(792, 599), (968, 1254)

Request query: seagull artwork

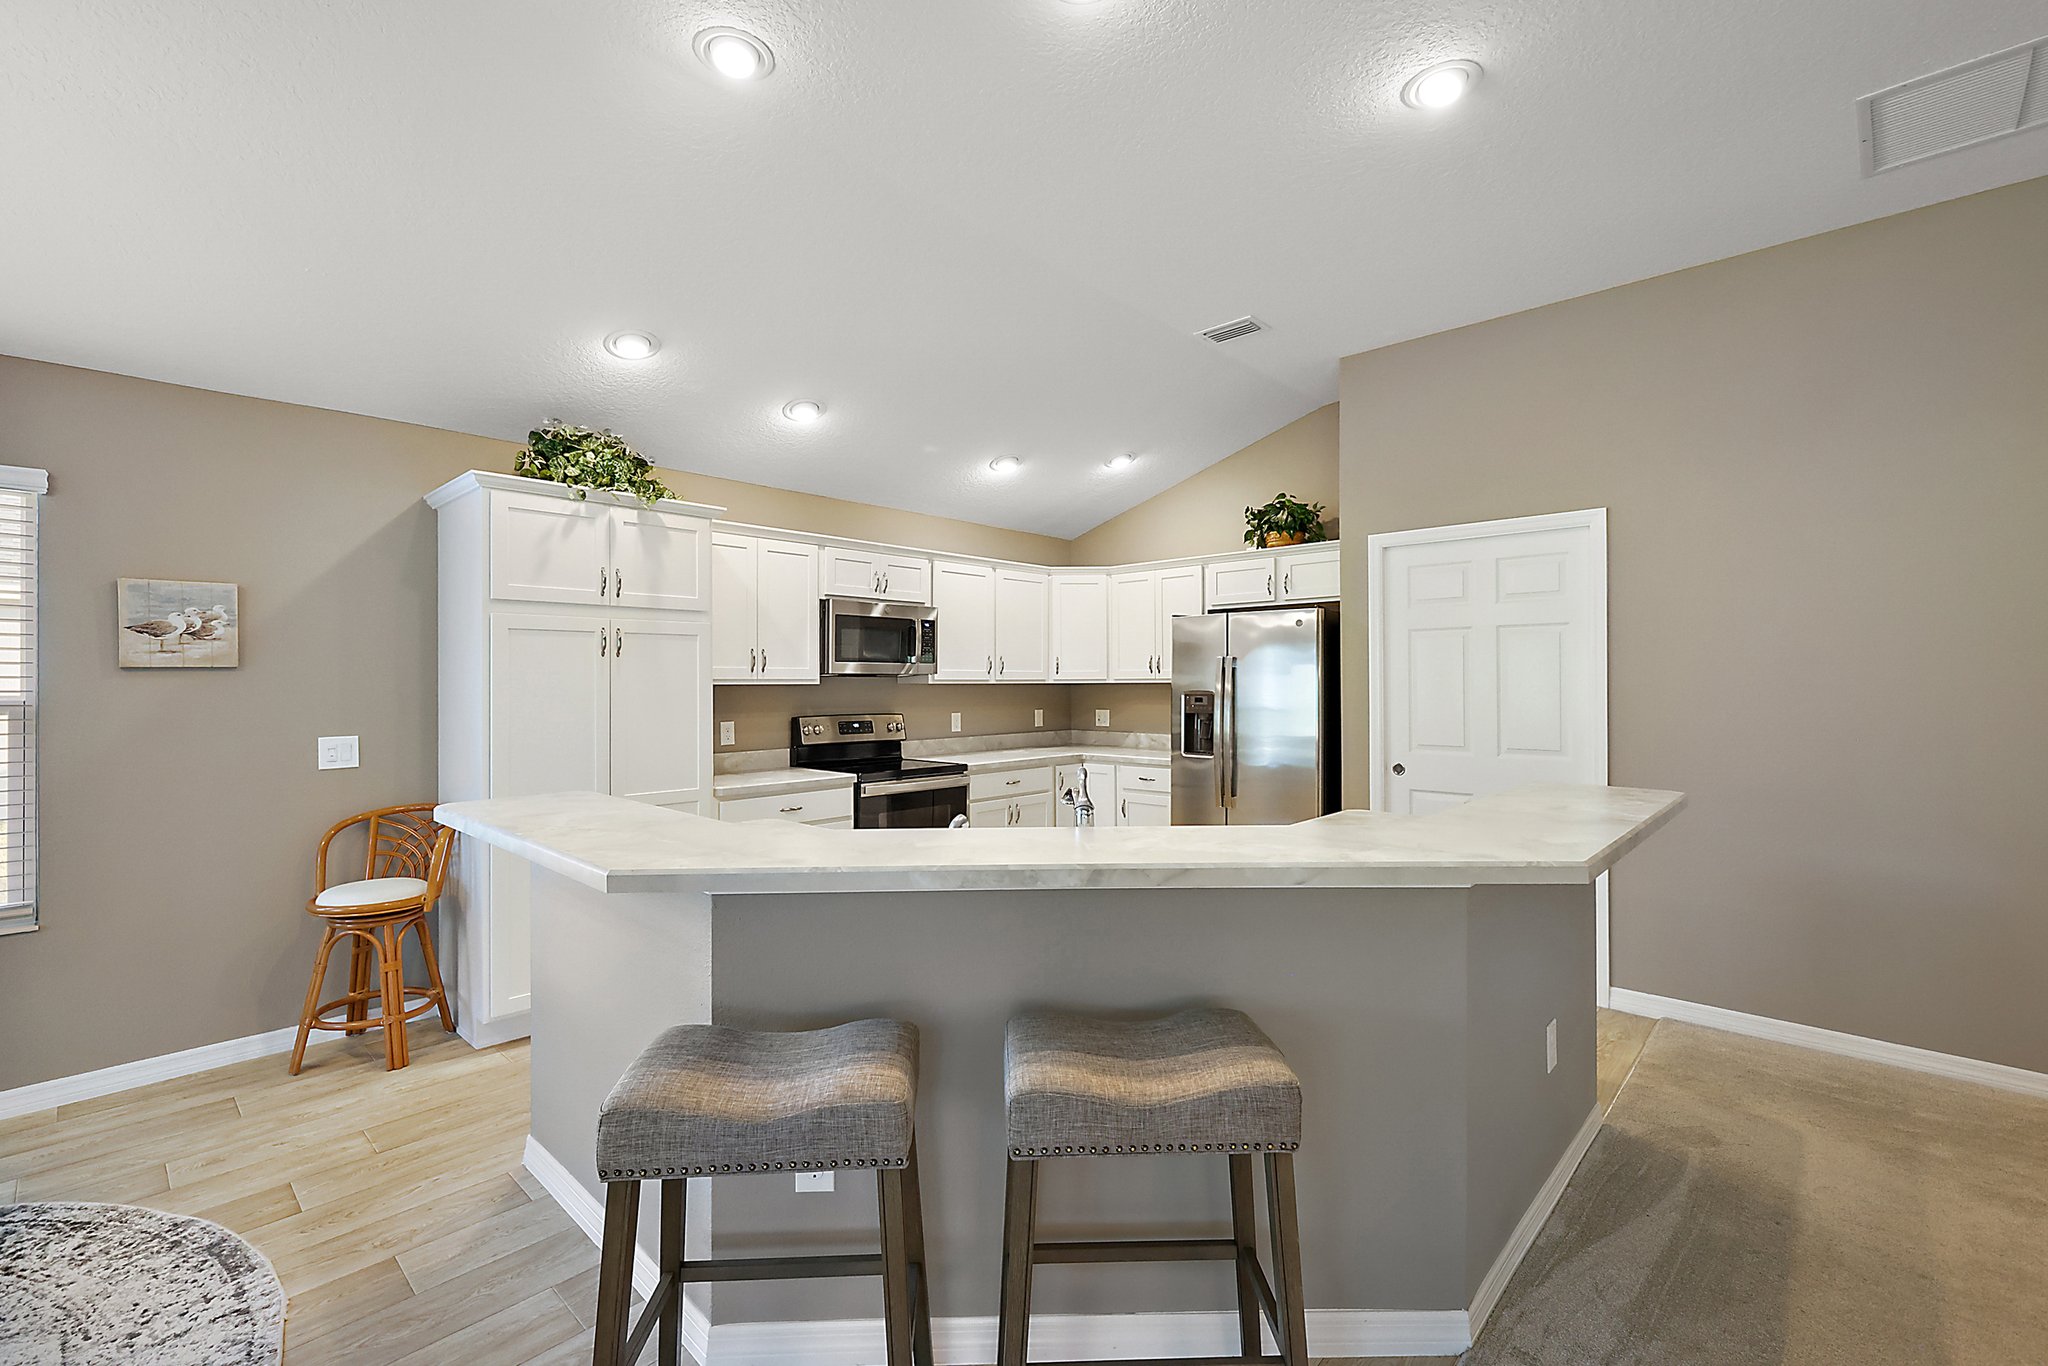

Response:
(192, 604), (231, 628)
(124, 610), (192, 651)
(182, 616), (222, 642)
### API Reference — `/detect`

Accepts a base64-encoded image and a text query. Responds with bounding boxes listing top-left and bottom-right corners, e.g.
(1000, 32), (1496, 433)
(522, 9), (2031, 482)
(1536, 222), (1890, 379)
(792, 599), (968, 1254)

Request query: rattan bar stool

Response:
(289, 803), (457, 1074)
(997, 1007), (1309, 1366)
(592, 1018), (935, 1366)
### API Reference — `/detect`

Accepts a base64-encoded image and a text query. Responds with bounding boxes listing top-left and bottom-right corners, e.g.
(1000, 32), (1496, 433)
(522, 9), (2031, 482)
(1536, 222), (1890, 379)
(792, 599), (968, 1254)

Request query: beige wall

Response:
(1068, 403), (1338, 564)
(0, 359), (1093, 1090)
(1338, 176), (2048, 1072)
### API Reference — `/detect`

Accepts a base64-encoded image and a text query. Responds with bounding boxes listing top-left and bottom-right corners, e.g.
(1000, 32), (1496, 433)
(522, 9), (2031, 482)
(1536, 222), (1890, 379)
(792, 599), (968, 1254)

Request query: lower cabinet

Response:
(718, 785), (855, 827)
(1116, 766), (1171, 826)
(1055, 762), (1118, 826)
(969, 765), (1055, 827)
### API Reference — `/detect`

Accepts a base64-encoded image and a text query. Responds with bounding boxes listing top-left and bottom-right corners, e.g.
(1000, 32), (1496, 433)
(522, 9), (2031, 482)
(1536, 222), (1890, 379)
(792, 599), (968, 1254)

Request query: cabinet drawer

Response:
(719, 785), (854, 825)
(1115, 766), (1168, 799)
(969, 764), (1054, 801)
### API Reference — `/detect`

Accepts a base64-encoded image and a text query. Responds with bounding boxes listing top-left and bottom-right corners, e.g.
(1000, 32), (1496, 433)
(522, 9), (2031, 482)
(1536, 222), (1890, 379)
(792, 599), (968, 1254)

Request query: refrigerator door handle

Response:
(1219, 654), (1238, 807)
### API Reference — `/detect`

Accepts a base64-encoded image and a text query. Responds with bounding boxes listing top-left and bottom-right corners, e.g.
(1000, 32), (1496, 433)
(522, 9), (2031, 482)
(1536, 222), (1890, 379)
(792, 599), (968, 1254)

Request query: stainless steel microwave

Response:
(821, 599), (938, 677)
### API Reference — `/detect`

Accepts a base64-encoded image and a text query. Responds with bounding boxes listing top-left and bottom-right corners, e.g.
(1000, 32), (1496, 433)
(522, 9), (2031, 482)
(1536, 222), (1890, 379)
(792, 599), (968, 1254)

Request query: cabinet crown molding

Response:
(426, 469), (726, 520)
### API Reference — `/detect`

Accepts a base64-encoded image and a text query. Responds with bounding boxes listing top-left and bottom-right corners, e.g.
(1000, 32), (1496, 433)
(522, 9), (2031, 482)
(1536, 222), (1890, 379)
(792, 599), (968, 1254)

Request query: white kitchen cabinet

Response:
(820, 545), (931, 604)
(932, 560), (996, 681)
(970, 764), (1055, 826)
(1114, 765), (1169, 810)
(994, 568), (1050, 681)
(1013, 792), (1055, 827)
(1118, 786), (1171, 826)
(713, 531), (820, 682)
(1109, 567), (1203, 681)
(719, 784), (855, 827)
(1055, 762), (1118, 826)
(1205, 556), (1277, 610)
(1276, 547), (1341, 603)
(490, 488), (708, 612)
(430, 471), (720, 1046)
(1050, 574), (1109, 682)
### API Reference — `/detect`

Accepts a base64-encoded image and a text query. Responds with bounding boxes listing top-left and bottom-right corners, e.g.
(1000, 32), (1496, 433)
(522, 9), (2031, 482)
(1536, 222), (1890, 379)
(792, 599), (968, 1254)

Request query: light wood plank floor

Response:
(0, 1013), (1658, 1365)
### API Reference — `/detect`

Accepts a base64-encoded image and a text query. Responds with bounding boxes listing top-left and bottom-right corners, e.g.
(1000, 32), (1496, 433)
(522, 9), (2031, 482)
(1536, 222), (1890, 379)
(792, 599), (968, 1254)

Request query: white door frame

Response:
(1365, 508), (1612, 1002)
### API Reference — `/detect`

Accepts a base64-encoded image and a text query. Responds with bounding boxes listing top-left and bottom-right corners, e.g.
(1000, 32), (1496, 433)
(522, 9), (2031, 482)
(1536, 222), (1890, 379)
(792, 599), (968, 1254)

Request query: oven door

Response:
(823, 599), (938, 677)
(857, 773), (968, 828)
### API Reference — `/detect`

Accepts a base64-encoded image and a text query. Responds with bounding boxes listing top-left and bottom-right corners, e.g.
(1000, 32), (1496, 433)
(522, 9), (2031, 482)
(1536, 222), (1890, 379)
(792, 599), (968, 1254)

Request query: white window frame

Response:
(0, 464), (47, 937)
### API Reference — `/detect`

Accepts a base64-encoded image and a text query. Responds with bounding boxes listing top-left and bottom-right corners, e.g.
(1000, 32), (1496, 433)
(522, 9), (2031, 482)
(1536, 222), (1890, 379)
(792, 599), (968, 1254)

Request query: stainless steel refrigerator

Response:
(1171, 607), (1340, 825)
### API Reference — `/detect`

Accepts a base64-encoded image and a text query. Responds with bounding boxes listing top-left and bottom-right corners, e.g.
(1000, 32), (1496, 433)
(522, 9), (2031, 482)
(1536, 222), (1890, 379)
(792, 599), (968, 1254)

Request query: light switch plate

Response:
(317, 736), (360, 770)
(794, 1171), (834, 1193)
(1545, 1019), (1558, 1074)
(950, 712), (962, 733)
(719, 721), (735, 746)
(1033, 709), (1044, 727)
(1094, 709), (1111, 727)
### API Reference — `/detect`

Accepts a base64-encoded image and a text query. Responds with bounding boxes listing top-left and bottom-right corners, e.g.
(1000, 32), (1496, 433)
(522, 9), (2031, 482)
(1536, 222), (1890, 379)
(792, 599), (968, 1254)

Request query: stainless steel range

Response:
(790, 713), (969, 829)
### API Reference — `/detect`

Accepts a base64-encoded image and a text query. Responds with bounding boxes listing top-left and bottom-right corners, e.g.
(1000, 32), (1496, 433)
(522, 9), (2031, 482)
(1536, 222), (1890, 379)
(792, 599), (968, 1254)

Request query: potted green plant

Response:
(1243, 493), (1329, 548)
(513, 421), (675, 504)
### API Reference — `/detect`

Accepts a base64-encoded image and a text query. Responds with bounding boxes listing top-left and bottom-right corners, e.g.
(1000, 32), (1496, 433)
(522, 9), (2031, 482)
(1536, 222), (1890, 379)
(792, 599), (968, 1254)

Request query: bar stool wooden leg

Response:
(290, 927), (341, 1075)
(1229, 1154), (1264, 1358)
(658, 1178), (685, 1366)
(1264, 1153), (1309, 1366)
(344, 937), (374, 1035)
(376, 922), (408, 1070)
(594, 1181), (640, 1366)
(996, 1157), (1040, 1366)
(410, 911), (457, 1032)
(879, 1167), (916, 1366)
(899, 1141), (936, 1366)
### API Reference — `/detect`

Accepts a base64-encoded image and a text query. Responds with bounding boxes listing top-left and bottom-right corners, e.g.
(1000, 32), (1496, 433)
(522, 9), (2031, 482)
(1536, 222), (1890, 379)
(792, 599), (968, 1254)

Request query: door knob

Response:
(1392, 763), (1406, 776)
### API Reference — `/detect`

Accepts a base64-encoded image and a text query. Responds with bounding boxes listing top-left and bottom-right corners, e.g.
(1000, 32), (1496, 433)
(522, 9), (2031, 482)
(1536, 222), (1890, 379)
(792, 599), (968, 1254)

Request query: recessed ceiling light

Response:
(989, 456), (1022, 476)
(1401, 59), (1482, 110)
(603, 330), (660, 361)
(782, 399), (824, 425)
(694, 27), (774, 81)
(1105, 452), (1138, 471)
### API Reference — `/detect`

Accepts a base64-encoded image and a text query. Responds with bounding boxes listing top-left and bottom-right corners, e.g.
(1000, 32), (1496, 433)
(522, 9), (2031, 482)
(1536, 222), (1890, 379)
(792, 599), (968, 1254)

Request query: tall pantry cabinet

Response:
(429, 472), (721, 1044)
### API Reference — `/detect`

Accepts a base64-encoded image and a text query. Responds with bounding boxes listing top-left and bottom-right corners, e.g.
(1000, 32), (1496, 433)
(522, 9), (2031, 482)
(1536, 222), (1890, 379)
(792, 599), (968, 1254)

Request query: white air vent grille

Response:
(1199, 316), (1264, 344)
(1859, 37), (2047, 175)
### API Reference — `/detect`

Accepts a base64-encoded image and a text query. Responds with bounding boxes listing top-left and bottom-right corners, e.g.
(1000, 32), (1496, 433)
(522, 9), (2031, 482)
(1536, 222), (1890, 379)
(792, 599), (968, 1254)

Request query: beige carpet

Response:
(1463, 1022), (2048, 1365)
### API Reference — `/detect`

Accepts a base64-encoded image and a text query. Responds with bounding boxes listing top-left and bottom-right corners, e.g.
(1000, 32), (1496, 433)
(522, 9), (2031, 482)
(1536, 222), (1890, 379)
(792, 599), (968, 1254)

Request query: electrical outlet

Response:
(317, 736), (359, 770)
(1545, 1019), (1558, 1074)
(950, 712), (962, 733)
(1033, 709), (1044, 728)
(1094, 709), (1110, 727)
(719, 720), (735, 746)
(795, 1171), (834, 1193)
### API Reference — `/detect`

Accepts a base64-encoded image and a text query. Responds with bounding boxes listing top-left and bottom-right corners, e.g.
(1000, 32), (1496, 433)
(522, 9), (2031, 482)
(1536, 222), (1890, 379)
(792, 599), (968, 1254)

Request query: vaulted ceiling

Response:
(4, 1), (2044, 535)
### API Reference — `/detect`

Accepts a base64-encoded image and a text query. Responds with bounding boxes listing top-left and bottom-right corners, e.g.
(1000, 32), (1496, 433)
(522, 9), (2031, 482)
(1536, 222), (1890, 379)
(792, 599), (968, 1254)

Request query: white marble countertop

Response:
(951, 745), (1169, 772)
(436, 785), (1685, 895)
(711, 767), (856, 801)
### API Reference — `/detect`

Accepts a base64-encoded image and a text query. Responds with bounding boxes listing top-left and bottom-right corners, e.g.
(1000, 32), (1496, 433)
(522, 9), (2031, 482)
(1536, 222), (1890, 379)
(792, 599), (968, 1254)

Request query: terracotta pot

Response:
(1263, 531), (1309, 548)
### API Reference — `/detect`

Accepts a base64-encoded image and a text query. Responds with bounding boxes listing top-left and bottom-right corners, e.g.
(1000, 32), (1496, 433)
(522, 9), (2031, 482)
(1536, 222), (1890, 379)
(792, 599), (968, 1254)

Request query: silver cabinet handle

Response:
(761, 648), (767, 668)
(599, 629), (608, 657)
(779, 805), (803, 814)
(600, 566), (608, 597)
(987, 655), (993, 676)
(1005, 778), (1022, 786)
(1284, 569), (1291, 594)
(749, 647), (757, 672)
(615, 569), (623, 598)
(1055, 657), (1060, 676)
(1121, 799), (1128, 820)
(883, 573), (890, 593)
(999, 655), (1005, 675)
(614, 628), (623, 656)
(1267, 572), (1273, 596)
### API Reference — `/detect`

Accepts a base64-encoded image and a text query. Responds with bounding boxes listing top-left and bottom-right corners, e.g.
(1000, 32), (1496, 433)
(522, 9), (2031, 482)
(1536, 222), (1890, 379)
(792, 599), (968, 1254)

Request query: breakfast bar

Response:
(435, 784), (1684, 1361)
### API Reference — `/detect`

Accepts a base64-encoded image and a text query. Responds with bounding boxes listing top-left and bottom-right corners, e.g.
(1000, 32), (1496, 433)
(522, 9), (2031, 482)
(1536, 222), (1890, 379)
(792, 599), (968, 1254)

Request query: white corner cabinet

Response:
(713, 531), (820, 682)
(1109, 565), (1204, 682)
(429, 471), (722, 1045)
(1205, 545), (1340, 610)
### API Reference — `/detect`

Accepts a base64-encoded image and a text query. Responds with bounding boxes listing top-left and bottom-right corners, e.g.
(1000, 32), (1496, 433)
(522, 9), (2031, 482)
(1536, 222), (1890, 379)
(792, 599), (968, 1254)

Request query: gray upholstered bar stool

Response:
(591, 1019), (934, 1366)
(997, 1007), (1309, 1366)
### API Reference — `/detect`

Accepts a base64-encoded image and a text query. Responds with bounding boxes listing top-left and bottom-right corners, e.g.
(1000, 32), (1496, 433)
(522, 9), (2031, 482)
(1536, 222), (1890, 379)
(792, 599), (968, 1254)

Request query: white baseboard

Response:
(0, 1021), (349, 1122)
(1466, 1103), (1602, 1337)
(525, 1135), (1474, 1361)
(457, 1009), (532, 1050)
(1608, 988), (2048, 1098)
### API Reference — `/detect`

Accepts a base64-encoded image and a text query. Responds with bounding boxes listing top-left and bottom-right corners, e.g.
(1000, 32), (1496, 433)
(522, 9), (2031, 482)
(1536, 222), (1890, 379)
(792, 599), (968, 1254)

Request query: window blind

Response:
(0, 466), (46, 936)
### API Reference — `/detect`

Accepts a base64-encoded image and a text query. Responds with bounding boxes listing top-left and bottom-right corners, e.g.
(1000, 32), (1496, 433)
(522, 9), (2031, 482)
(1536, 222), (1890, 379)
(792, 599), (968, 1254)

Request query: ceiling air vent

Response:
(1199, 316), (1265, 344)
(1858, 36), (2047, 175)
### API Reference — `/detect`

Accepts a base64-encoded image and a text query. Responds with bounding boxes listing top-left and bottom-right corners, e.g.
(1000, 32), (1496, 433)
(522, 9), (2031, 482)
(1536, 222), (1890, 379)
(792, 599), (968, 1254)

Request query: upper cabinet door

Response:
(610, 505), (710, 612)
(490, 491), (609, 605)
(1050, 574), (1109, 682)
(710, 532), (760, 681)
(1154, 566), (1205, 677)
(820, 546), (885, 600)
(1205, 555), (1277, 609)
(876, 554), (932, 605)
(932, 560), (996, 681)
(752, 536), (822, 681)
(993, 569), (1050, 681)
(1276, 547), (1341, 603)
(1108, 571), (1160, 682)
(610, 617), (711, 811)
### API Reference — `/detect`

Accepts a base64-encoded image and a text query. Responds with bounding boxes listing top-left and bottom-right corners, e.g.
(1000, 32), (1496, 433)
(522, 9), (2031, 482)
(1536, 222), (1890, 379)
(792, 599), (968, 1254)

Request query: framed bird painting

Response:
(117, 578), (239, 668)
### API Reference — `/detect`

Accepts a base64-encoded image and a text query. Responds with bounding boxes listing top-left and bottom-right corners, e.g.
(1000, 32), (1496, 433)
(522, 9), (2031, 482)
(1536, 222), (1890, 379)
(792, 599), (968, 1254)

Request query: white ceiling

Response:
(4, 2), (2045, 537)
